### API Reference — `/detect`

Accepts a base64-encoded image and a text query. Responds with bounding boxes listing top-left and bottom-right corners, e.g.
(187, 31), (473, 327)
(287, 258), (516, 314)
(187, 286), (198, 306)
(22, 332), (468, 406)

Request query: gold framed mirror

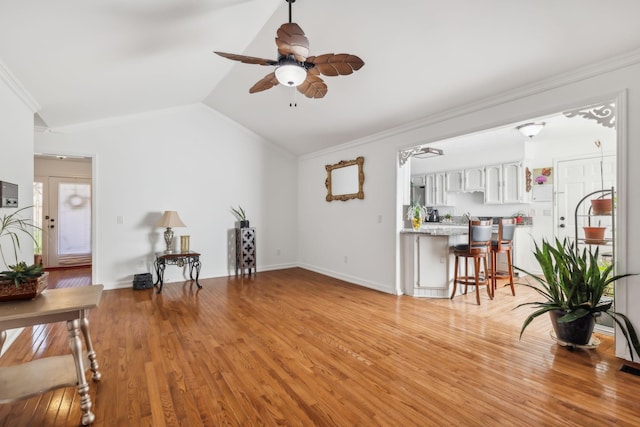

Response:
(325, 156), (365, 202)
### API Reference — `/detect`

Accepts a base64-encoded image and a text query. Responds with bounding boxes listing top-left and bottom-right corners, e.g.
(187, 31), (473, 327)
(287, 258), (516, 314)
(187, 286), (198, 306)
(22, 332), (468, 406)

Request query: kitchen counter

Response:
(401, 227), (466, 298)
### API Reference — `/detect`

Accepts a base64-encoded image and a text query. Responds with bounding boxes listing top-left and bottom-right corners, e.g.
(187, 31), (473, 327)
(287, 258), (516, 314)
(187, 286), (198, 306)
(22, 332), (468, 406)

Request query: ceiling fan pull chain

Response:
(289, 87), (298, 107)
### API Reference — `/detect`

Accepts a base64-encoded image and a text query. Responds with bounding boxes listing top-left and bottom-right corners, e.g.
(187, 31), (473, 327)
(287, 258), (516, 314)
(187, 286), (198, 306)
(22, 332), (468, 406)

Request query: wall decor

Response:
(325, 157), (365, 202)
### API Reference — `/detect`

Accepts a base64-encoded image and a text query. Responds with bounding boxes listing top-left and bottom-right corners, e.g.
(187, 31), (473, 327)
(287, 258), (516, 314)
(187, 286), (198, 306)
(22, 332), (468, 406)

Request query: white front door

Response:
(45, 177), (92, 267)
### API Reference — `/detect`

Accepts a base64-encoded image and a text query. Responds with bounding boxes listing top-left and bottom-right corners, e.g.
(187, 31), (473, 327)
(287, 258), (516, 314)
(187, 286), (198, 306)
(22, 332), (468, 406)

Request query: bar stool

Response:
(450, 219), (493, 305)
(490, 218), (516, 297)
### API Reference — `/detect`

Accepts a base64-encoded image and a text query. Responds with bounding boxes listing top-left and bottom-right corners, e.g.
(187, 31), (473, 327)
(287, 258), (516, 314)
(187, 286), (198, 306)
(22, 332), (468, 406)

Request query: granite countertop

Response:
(402, 221), (532, 236)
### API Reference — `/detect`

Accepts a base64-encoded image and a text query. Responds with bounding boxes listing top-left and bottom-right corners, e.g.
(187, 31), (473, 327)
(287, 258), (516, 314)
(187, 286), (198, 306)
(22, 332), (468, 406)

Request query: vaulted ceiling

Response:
(2, 0), (640, 155)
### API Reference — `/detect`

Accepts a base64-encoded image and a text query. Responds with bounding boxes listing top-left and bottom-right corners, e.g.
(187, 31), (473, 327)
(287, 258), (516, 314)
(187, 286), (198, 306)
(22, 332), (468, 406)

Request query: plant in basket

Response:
(591, 139), (613, 215)
(0, 206), (47, 301)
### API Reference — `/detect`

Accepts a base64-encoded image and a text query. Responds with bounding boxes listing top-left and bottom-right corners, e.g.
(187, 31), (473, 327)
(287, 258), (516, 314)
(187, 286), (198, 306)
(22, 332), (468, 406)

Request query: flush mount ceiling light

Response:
(516, 122), (546, 138)
(413, 147), (444, 159)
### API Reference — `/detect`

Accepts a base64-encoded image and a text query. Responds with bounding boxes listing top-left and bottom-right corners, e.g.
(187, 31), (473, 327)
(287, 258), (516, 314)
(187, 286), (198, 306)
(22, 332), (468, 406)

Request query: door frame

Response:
(33, 153), (98, 283)
(395, 89), (631, 359)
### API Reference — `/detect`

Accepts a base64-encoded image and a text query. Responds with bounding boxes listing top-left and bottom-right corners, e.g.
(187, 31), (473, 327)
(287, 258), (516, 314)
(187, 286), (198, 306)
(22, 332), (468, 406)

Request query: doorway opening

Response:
(33, 155), (93, 270)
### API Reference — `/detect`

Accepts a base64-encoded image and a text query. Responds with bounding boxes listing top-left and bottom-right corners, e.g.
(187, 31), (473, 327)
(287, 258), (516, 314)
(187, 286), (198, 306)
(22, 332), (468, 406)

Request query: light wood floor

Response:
(1, 268), (639, 426)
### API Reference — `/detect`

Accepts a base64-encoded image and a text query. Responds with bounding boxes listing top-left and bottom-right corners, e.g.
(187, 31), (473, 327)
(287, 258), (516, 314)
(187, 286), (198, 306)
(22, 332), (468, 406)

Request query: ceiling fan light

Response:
(275, 64), (307, 87)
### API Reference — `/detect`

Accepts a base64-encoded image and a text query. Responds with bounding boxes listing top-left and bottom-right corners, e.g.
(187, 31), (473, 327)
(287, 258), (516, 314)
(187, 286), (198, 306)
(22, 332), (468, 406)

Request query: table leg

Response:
(67, 319), (95, 426)
(80, 309), (101, 381)
(188, 257), (202, 288)
(155, 259), (166, 294)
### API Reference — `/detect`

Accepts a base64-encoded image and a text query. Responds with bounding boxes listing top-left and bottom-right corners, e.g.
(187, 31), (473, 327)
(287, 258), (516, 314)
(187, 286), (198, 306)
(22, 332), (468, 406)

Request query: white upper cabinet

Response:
(446, 170), (464, 192)
(484, 161), (527, 204)
(484, 164), (503, 204)
(434, 172), (448, 206)
(464, 167), (485, 191)
(502, 161), (525, 203)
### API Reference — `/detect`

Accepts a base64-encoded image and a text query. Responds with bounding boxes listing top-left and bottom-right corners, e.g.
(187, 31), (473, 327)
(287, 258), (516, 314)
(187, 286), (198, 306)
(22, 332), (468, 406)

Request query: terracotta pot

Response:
(583, 226), (606, 242)
(591, 198), (613, 215)
(550, 310), (595, 345)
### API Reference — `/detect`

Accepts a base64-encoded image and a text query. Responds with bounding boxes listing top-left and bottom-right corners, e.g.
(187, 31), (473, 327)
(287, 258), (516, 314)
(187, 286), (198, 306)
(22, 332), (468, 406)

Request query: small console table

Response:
(0, 285), (104, 426)
(154, 250), (202, 293)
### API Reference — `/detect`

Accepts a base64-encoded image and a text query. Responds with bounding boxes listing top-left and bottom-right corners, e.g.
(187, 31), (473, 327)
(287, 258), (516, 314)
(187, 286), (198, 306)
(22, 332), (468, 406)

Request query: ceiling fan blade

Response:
(214, 51), (277, 66)
(307, 53), (365, 77)
(297, 74), (327, 99)
(275, 23), (309, 62)
(249, 72), (279, 94)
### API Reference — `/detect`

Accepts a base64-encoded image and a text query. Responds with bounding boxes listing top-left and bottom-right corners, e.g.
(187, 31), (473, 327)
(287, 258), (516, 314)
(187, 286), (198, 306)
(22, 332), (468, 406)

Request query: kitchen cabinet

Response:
(464, 167), (485, 191)
(484, 164), (502, 204)
(446, 170), (464, 192)
(502, 162), (525, 203)
(484, 161), (526, 204)
(446, 168), (484, 193)
(434, 172), (448, 206)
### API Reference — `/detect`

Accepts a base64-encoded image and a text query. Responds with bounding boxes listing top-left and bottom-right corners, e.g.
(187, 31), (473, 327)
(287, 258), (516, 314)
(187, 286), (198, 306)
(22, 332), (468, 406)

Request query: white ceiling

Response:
(2, 0), (640, 155)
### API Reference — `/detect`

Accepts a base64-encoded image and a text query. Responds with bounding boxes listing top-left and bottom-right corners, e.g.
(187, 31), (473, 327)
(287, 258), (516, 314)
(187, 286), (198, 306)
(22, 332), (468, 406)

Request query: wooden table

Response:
(154, 251), (202, 293)
(0, 285), (104, 425)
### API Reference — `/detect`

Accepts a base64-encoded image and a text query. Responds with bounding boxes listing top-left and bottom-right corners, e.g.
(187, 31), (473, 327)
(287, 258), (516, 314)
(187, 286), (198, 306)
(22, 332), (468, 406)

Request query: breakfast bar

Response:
(401, 225), (467, 297)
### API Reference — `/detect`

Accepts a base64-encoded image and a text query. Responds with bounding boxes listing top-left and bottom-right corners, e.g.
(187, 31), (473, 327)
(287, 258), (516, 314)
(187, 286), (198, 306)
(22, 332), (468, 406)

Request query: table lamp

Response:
(156, 211), (186, 253)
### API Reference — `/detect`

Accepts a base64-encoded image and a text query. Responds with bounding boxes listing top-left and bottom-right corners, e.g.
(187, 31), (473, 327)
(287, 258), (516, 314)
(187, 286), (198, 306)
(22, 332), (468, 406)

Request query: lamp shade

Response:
(275, 64), (307, 87)
(156, 211), (186, 228)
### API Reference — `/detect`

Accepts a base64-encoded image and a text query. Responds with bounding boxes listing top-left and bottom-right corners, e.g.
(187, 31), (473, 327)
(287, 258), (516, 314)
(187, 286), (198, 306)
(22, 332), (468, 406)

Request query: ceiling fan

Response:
(214, 0), (364, 99)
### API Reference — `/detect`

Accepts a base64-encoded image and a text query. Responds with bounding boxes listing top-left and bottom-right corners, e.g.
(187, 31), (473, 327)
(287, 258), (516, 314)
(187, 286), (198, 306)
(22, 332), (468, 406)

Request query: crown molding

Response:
(301, 48), (640, 161)
(0, 59), (41, 113)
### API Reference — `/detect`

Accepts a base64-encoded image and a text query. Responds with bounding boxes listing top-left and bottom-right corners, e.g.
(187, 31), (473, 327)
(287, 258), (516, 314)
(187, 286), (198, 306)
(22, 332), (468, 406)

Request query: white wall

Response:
(35, 104), (298, 288)
(0, 68), (36, 269)
(298, 143), (399, 293)
(297, 58), (640, 361)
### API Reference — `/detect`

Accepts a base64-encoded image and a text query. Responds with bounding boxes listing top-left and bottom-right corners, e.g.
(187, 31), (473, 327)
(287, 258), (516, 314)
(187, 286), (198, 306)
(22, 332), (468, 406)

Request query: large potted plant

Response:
(515, 238), (640, 361)
(0, 206), (47, 301)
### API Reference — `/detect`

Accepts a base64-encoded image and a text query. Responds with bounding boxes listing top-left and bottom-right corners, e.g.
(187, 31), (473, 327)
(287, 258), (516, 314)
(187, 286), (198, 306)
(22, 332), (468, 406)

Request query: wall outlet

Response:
(276, 248), (281, 256)
(344, 256), (348, 264)
(377, 215), (382, 224)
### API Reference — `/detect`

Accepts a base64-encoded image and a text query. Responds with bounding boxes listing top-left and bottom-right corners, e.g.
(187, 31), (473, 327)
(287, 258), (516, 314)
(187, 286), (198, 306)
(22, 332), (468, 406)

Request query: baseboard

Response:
(297, 263), (396, 295)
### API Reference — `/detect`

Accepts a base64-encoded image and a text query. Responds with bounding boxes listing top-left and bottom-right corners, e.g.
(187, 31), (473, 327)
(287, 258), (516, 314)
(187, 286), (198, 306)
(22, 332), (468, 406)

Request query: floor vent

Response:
(620, 364), (640, 376)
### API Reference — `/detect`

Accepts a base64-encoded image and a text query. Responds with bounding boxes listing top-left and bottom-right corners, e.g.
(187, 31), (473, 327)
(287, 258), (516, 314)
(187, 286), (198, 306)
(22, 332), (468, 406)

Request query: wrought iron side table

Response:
(154, 250), (202, 293)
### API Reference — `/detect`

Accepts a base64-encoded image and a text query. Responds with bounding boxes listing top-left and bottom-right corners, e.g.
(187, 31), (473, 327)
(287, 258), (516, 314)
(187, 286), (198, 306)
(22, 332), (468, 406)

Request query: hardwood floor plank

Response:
(1, 268), (639, 426)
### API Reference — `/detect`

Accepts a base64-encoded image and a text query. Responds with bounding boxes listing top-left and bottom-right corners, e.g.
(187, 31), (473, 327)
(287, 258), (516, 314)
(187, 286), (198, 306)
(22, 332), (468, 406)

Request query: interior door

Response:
(46, 177), (92, 267)
(555, 155), (615, 241)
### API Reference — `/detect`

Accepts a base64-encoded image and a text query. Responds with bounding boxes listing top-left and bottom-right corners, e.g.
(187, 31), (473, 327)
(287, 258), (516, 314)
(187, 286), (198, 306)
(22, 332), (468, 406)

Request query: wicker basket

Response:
(0, 272), (49, 302)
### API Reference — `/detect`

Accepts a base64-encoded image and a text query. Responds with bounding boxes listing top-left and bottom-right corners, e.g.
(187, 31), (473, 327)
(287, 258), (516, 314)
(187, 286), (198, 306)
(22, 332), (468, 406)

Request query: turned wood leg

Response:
(507, 250), (515, 296)
(80, 309), (101, 381)
(67, 319), (95, 425)
(473, 257), (481, 305)
(0, 330), (6, 354)
(451, 255), (459, 299)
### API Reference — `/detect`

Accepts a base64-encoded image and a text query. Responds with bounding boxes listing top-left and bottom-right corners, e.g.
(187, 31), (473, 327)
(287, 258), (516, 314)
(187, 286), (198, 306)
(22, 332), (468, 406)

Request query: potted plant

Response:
(591, 139), (613, 215)
(515, 238), (640, 360)
(230, 206), (250, 228)
(0, 206), (48, 301)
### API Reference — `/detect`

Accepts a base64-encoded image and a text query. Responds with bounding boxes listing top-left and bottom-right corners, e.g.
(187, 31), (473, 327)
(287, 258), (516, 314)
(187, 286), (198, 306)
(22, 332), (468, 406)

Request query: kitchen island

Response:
(401, 224), (467, 298)
(401, 222), (535, 298)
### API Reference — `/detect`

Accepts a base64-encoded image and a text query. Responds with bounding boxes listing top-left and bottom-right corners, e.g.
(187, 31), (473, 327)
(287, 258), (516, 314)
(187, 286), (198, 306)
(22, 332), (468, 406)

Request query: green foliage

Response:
(515, 238), (640, 361)
(0, 206), (40, 269)
(230, 206), (247, 221)
(0, 261), (44, 286)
